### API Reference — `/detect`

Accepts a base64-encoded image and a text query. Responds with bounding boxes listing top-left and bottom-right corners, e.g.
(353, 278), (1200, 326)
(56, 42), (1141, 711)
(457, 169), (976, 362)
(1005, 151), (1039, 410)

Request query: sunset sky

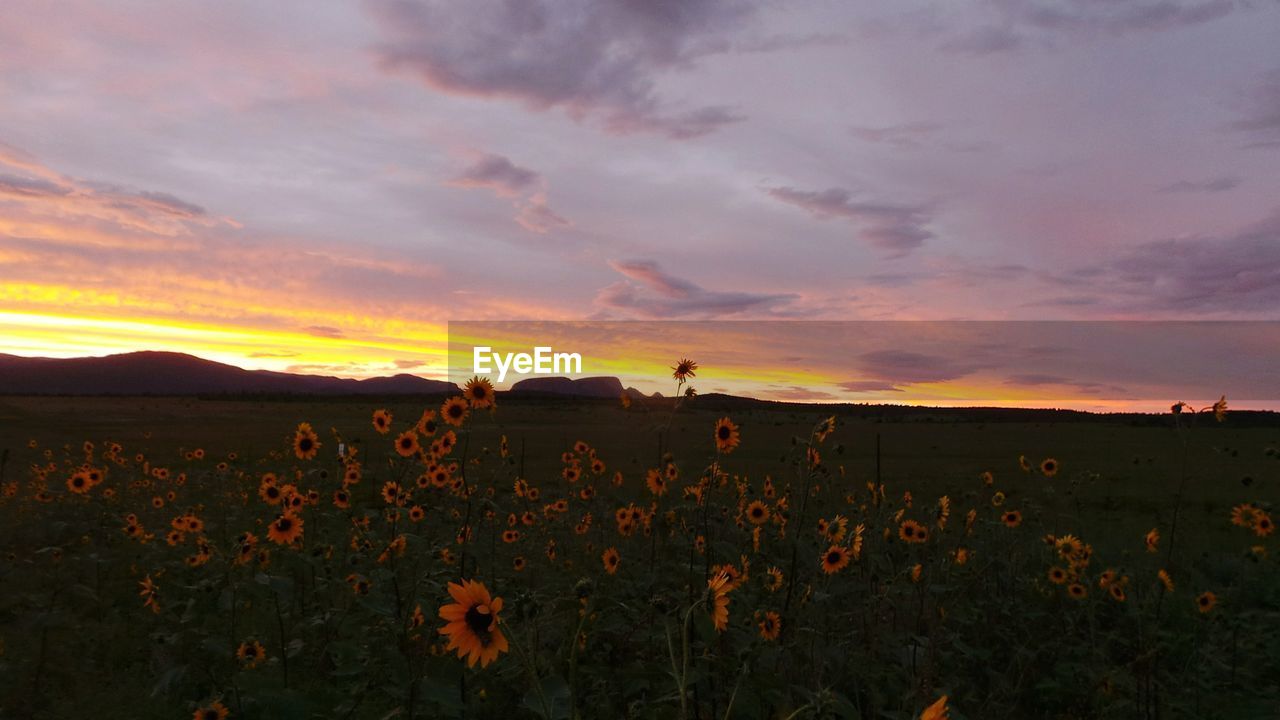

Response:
(2, 1), (1278, 408)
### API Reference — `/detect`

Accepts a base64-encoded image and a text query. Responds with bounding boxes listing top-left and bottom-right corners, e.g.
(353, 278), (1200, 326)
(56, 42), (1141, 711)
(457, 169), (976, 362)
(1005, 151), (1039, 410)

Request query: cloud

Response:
(1158, 176), (1241, 193)
(765, 185), (934, 255)
(849, 122), (943, 149)
(731, 32), (851, 54)
(366, 0), (752, 139)
(907, 0), (1244, 56)
(0, 173), (72, 198)
(595, 259), (799, 318)
(1233, 68), (1280, 147)
(515, 197), (572, 234)
(997, 0), (1238, 37)
(941, 26), (1023, 55)
(851, 349), (980, 389)
(394, 359), (425, 369)
(1003, 373), (1128, 397)
(447, 153), (571, 234)
(303, 325), (345, 339)
(1066, 211), (1280, 314)
(0, 152), (218, 237)
(448, 154), (540, 197)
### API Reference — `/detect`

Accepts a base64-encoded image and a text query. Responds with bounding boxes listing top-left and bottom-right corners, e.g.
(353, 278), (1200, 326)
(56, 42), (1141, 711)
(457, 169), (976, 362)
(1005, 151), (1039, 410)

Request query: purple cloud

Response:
(1068, 211), (1280, 315)
(447, 153), (571, 234)
(1158, 176), (1241, 194)
(449, 154), (540, 197)
(765, 185), (934, 255)
(1233, 68), (1280, 147)
(595, 259), (800, 318)
(366, 0), (751, 139)
(849, 122), (943, 149)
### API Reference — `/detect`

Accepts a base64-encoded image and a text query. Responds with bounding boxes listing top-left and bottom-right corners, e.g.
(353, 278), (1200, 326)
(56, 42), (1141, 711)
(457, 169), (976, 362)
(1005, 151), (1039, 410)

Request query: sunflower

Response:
(1255, 512), (1275, 537)
(1108, 584), (1127, 602)
(820, 545), (850, 574)
(713, 417), (740, 453)
(899, 519), (929, 544)
(645, 469), (667, 497)
(814, 415), (836, 443)
(333, 489), (350, 509)
(602, 547), (620, 574)
(764, 566), (784, 591)
(1067, 582), (1088, 600)
(139, 575), (160, 613)
(66, 472), (90, 494)
(372, 409), (393, 434)
(980, 470), (994, 486)
(1158, 569), (1175, 592)
(672, 357), (698, 381)
(512, 556), (526, 572)
(438, 579), (509, 668)
(267, 513), (303, 545)
(1002, 510), (1022, 528)
(758, 611), (781, 641)
(1019, 455), (1031, 472)
(464, 376), (496, 409)
(1048, 566), (1068, 585)
(745, 500), (770, 525)
(1144, 528), (1159, 553)
(1196, 591), (1217, 613)
(395, 430), (420, 458)
(441, 396), (469, 427)
(1039, 458), (1059, 477)
(920, 695), (949, 720)
(293, 422), (320, 460)
(1230, 503), (1257, 527)
(409, 505), (425, 522)
(236, 639), (267, 668)
(193, 701), (230, 720)
(416, 410), (439, 437)
(707, 571), (732, 632)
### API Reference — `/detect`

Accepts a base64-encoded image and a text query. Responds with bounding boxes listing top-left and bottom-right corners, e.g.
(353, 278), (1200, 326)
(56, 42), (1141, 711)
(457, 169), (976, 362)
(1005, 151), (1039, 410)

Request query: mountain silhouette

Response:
(0, 351), (459, 395)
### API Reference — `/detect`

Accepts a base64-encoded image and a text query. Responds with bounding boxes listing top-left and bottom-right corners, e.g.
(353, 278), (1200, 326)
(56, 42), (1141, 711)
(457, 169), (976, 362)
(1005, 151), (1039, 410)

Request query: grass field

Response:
(0, 392), (1276, 719)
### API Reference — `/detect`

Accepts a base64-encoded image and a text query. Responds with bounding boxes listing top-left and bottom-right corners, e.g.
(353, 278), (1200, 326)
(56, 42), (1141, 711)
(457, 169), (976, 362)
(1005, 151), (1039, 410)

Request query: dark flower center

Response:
(464, 605), (493, 643)
(718, 426), (731, 440)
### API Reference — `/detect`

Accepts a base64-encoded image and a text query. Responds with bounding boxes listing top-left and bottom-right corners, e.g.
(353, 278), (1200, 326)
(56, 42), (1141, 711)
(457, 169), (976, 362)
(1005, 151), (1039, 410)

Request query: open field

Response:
(0, 394), (1277, 719)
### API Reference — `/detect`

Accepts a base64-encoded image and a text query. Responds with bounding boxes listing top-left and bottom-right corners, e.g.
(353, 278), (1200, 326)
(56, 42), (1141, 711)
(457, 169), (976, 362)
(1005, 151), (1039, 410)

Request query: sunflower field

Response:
(0, 366), (1277, 719)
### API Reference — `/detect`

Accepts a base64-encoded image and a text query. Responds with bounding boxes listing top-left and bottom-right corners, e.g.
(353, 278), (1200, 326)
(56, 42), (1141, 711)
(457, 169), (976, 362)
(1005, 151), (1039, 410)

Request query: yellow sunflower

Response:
(267, 512), (303, 545)
(602, 547), (620, 575)
(464, 376), (496, 409)
(820, 545), (850, 574)
(438, 579), (509, 668)
(713, 417), (740, 454)
(672, 357), (698, 381)
(394, 430), (420, 458)
(293, 422), (320, 460)
(758, 610), (781, 641)
(372, 408), (393, 435)
(441, 396), (469, 427)
(707, 571), (732, 632)
(899, 519), (929, 544)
